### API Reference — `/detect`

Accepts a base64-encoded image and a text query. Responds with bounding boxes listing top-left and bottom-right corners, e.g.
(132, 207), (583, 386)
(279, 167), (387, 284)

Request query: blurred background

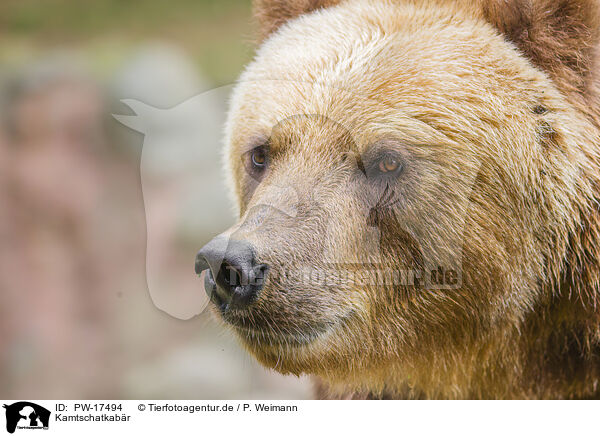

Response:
(0, 0), (312, 399)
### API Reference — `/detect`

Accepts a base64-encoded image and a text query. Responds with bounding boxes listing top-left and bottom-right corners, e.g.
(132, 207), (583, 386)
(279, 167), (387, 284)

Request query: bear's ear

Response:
(481, 0), (600, 98)
(253, 0), (342, 41)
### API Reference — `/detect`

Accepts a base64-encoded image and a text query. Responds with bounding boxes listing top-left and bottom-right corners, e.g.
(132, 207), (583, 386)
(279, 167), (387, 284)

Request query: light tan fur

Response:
(215, 0), (600, 398)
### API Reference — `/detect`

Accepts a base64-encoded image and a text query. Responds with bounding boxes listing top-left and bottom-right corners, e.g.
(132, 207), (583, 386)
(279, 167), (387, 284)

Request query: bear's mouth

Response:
(221, 308), (356, 348)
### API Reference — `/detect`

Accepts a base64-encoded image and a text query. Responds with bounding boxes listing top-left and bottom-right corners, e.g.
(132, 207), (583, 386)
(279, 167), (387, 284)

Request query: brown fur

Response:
(482, 0), (600, 101)
(208, 0), (600, 399)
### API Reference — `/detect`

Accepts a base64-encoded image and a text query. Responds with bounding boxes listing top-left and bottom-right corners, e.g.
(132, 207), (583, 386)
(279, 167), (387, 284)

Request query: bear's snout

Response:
(196, 236), (269, 312)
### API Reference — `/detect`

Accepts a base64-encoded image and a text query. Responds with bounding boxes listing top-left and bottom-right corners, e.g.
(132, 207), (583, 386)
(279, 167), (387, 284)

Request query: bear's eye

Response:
(251, 146), (267, 169)
(377, 156), (401, 174)
(242, 143), (269, 183)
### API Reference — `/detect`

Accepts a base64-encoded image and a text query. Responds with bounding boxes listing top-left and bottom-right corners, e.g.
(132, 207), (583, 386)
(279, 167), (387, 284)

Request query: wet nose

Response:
(195, 237), (269, 311)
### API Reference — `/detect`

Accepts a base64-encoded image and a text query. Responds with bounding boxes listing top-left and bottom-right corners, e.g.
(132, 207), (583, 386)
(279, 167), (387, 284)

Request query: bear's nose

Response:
(195, 237), (269, 311)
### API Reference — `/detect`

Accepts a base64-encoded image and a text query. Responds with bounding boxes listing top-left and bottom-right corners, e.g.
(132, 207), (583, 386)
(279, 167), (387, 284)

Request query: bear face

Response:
(197, 0), (600, 398)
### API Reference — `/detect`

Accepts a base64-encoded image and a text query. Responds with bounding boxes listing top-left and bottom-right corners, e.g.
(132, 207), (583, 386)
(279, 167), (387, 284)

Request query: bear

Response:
(195, 0), (600, 399)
